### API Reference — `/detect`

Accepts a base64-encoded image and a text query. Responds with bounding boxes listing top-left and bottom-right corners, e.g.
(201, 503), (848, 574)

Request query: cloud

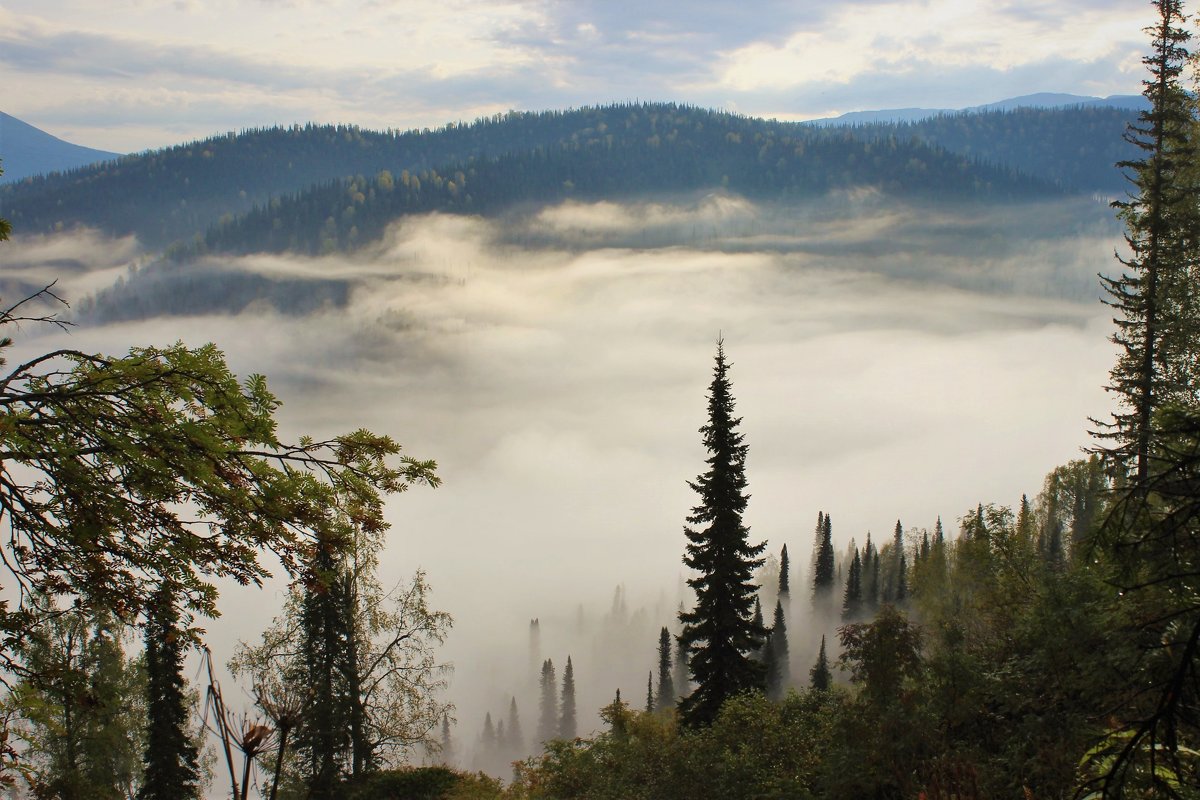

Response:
(0, 0), (1153, 153)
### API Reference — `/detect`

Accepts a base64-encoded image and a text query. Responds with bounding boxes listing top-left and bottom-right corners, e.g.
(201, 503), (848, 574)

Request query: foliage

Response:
(3, 601), (146, 799)
(230, 541), (452, 794)
(0, 317), (438, 666)
(512, 691), (839, 800)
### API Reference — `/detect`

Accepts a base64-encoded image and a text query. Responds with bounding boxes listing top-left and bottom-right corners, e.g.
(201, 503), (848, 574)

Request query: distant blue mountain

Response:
(0, 112), (122, 184)
(808, 93), (1150, 126)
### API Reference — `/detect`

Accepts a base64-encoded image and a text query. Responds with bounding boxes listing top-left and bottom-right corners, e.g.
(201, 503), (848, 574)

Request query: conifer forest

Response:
(2, 1), (1200, 798)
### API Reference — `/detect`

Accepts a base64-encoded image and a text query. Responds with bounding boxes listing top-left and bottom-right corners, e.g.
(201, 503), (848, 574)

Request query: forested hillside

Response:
(1, 103), (1131, 252)
(851, 106), (1136, 195)
(193, 114), (1049, 258)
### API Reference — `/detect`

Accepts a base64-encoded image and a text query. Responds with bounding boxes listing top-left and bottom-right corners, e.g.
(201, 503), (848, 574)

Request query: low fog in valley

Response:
(1, 192), (1121, 775)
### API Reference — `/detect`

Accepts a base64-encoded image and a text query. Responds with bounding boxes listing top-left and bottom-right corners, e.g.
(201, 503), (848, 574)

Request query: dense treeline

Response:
(2, 111), (657, 247)
(195, 113), (1050, 258)
(851, 106), (1139, 195)
(1, 103), (1128, 251)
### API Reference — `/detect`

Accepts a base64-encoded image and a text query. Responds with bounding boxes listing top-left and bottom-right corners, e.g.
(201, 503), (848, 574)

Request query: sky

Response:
(0, 0), (1157, 154)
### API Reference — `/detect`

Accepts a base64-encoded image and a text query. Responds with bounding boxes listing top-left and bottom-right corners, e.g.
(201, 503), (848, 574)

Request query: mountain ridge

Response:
(806, 93), (1149, 126)
(0, 112), (122, 184)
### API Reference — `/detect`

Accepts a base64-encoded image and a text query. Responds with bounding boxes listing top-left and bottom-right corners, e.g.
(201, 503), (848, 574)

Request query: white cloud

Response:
(0, 0), (1153, 153)
(712, 0), (1152, 93)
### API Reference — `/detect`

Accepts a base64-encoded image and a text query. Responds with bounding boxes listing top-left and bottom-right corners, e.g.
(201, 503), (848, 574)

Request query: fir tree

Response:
(656, 628), (675, 712)
(863, 532), (879, 610)
(480, 712), (495, 753)
(297, 537), (351, 798)
(559, 657), (577, 739)
(842, 547), (863, 620)
(537, 658), (558, 745)
(813, 513), (835, 606)
(646, 672), (654, 712)
(673, 635), (689, 701)
(139, 584), (199, 800)
(678, 340), (767, 727)
(1016, 494), (1033, 542)
(810, 635), (832, 692)
(1096, 0), (1199, 487)
(778, 543), (791, 599)
(507, 697), (523, 754)
(765, 601), (790, 700)
(750, 597), (765, 658)
(439, 714), (453, 767)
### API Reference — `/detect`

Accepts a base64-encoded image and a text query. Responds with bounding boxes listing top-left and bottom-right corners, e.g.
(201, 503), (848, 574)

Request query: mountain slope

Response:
(3, 102), (1122, 252)
(851, 106), (1137, 195)
(195, 109), (1050, 259)
(808, 93), (1148, 126)
(0, 112), (122, 183)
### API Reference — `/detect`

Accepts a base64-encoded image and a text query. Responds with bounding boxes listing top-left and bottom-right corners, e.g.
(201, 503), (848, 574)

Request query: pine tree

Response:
(1096, 0), (1199, 487)
(439, 714), (454, 767)
(678, 340), (767, 727)
(673, 635), (689, 701)
(1016, 494), (1033, 542)
(893, 520), (906, 603)
(750, 597), (764, 658)
(842, 547), (863, 620)
(507, 697), (523, 754)
(778, 544), (790, 599)
(559, 657), (577, 739)
(813, 513), (835, 607)
(765, 601), (790, 700)
(480, 712), (495, 754)
(537, 658), (558, 745)
(861, 532), (879, 610)
(139, 585), (199, 800)
(655, 628), (675, 712)
(645, 672), (654, 712)
(810, 635), (832, 692)
(297, 537), (351, 798)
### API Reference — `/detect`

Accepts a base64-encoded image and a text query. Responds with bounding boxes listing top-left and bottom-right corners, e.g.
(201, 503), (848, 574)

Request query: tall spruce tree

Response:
(678, 340), (767, 727)
(297, 536), (351, 798)
(1097, 0), (1199, 487)
(673, 635), (689, 701)
(507, 697), (524, 754)
(893, 520), (907, 602)
(656, 628), (675, 712)
(559, 657), (577, 739)
(843, 547), (863, 620)
(765, 600), (790, 700)
(537, 659), (558, 745)
(809, 635), (832, 692)
(813, 513), (835, 606)
(139, 585), (199, 800)
(778, 544), (790, 600)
